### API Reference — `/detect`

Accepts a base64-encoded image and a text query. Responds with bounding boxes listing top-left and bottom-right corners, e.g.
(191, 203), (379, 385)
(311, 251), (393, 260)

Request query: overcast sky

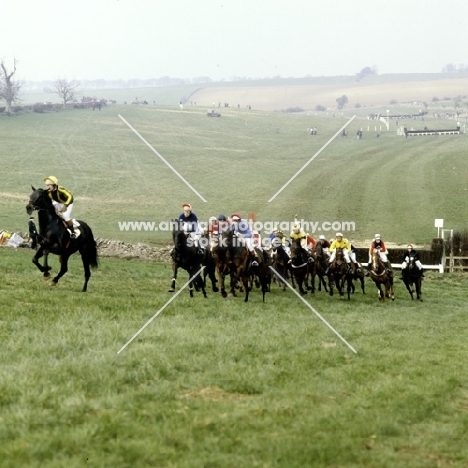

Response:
(2, 0), (467, 82)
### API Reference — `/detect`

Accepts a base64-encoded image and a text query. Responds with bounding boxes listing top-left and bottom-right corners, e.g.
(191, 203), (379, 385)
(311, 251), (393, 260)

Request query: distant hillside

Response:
(19, 73), (468, 112)
(185, 75), (468, 111)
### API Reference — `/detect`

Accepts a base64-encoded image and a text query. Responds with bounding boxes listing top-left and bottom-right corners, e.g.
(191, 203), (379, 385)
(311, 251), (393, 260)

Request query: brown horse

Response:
(369, 250), (394, 302)
(327, 248), (353, 299)
(212, 229), (268, 302)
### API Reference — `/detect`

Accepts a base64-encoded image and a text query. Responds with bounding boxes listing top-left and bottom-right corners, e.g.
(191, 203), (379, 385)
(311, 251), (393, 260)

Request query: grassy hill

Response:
(1, 93), (467, 247)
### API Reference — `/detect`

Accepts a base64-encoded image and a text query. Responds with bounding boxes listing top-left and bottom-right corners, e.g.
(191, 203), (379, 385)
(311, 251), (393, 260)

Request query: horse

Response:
(327, 248), (353, 299)
(212, 229), (268, 302)
(26, 187), (98, 292)
(369, 249), (395, 302)
(313, 242), (329, 293)
(401, 256), (423, 301)
(289, 239), (313, 296)
(200, 236), (219, 293)
(168, 225), (207, 298)
(271, 242), (295, 291)
(350, 266), (366, 295)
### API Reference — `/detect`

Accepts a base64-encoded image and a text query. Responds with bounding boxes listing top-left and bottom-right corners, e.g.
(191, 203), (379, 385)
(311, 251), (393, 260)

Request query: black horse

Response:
(26, 187), (98, 292)
(271, 242), (295, 291)
(401, 256), (423, 301)
(291, 239), (315, 296)
(168, 225), (207, 298)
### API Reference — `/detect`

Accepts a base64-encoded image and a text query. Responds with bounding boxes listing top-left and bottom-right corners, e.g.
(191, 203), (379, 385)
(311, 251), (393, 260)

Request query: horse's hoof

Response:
(168, 288), (175, 292)
(43, 274), (51, 280)
(49, 281), (57, 287)
(212, 287), (219, 293)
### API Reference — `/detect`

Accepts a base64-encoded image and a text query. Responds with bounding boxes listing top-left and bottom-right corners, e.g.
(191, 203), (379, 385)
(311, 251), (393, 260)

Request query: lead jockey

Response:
(44, 176), (76, 239)
(230, 213), (258, 266)
(178, 203), (204, 254)
(367, 233), (392, 275)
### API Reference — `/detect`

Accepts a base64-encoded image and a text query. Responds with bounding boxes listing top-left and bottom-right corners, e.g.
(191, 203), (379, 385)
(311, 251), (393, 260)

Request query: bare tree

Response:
(52, 78), (80, 108)
(0, 58), (22, 115)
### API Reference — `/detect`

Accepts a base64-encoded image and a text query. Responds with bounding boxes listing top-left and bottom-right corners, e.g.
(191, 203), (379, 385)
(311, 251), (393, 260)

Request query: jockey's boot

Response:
(383, 261), (392, 274)
(324, 263), (331, 275)
(250, 250), (259, 267)
(66, 220), (76, 239)
(355, 262), (362, 274)
(365, 262), (372, 277)
(307, 256), (314, 264)
(420, 268), (425, 278)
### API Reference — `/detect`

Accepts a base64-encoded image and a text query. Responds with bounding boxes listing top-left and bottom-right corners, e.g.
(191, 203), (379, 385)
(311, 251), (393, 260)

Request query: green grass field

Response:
(1, 99), (467, 246)
(1, 78), (468, 466)
(1, 247), (468, 467)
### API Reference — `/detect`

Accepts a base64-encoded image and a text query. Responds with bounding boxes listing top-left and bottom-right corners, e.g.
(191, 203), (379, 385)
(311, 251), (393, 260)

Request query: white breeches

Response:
(52, 201), (73, 222)
(402, 259), (423, 269)
(329, 248), (350, 263)
(369, 251), (388, 263)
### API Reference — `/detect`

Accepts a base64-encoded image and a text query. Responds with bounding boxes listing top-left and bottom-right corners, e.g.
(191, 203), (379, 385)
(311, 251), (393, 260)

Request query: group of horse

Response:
(168, 224), (270, 302)
(25, 187), (422, 302)
(168, 227), (424, 303)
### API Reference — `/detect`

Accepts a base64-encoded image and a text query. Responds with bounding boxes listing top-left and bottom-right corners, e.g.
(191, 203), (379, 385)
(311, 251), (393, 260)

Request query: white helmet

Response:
(319, 235), (326, 240)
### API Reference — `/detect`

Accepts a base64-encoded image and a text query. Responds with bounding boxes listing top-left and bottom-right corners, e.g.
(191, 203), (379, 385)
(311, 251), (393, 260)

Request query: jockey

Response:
(349, 243), (362, 273)
(230, 213), (258, 266)
(317, 235), (331, 257)
(326, 232), (352, 273)
(178, 203), (203, 254)
(400, 244), (424, 278)
(208, 216), (218, 237)
(290, 223), (314, 262)
(367, 234), (392, 275)
(269, 229), (290, 256)
(44, 176), (76, 239)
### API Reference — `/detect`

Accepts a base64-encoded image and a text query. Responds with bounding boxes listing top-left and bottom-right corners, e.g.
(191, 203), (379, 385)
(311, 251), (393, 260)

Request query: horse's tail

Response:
(81, 222), (99, 269)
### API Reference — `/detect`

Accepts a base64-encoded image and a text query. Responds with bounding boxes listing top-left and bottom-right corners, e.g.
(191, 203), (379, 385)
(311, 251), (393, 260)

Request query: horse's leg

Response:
(50, 254), (70, 287)
(404, 278), (414, 299)
(243, 273), (250, 302)
(168, 263), (178, 292)
(416, 278), (423, 301)
(389, 278), (395, 301)
(194, 267), (207, 298)
(81, 255), (91, 292)
(328, 274), (334, 296)
(32, 246), (50, 277)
